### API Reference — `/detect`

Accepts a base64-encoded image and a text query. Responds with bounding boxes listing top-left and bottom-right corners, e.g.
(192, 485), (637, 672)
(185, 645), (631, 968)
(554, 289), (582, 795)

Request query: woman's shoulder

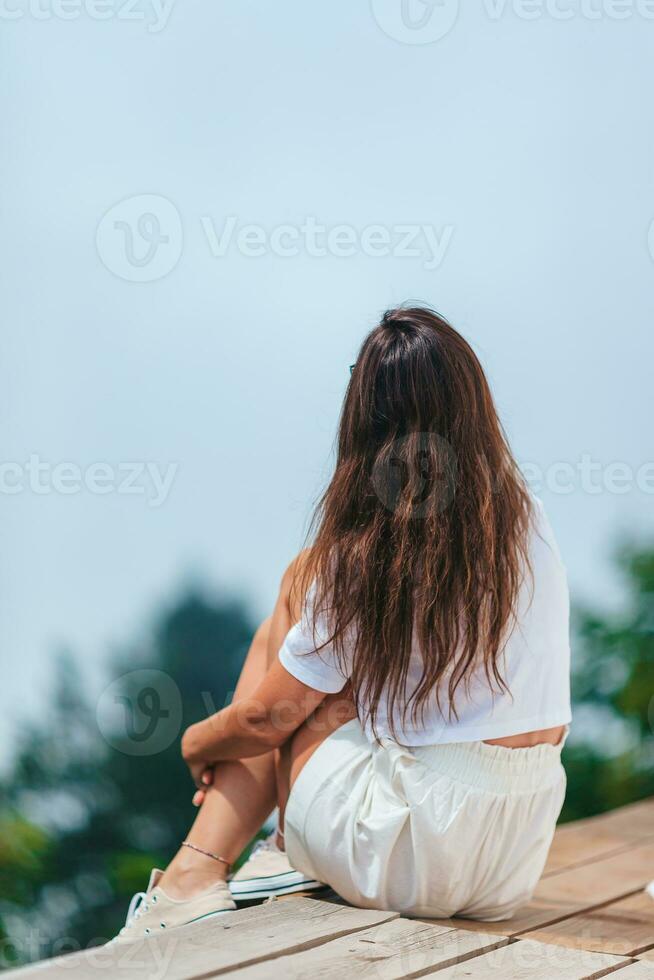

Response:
(528, 493), (555, 537)
(526, 494), (568, 578)
(281, 549), (315, 623)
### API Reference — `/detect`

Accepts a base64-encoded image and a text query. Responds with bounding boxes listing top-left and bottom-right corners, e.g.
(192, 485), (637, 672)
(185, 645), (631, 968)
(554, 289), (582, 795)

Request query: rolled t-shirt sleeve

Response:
(278, 586), (349, 694)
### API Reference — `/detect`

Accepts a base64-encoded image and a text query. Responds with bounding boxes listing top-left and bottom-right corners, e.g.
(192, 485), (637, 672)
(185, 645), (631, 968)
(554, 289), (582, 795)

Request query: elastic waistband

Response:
(393, 731), (567, 794)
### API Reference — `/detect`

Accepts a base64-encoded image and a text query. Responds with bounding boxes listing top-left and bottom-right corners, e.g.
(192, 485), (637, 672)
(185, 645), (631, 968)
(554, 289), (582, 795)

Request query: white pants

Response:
(285, 719), (566, 920)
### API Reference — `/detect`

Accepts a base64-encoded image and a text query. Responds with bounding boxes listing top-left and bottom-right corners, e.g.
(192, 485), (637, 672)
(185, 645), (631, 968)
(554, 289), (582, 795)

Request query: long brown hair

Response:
(298, 307), (533, 735)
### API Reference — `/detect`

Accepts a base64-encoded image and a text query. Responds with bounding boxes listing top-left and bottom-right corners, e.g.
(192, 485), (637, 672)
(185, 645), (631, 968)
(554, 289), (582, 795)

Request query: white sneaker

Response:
(229, 832), (325, 901)
(112, 869), (236, 943)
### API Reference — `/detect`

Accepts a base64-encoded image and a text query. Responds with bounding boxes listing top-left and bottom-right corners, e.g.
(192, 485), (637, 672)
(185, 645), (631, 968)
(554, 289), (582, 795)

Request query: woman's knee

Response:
(289, 692), (357, 787)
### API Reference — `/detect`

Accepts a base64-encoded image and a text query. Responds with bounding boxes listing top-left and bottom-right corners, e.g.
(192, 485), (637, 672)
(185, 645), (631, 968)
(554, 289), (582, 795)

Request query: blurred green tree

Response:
(561, 545), (654, 821)
(0, 589), (255, 966)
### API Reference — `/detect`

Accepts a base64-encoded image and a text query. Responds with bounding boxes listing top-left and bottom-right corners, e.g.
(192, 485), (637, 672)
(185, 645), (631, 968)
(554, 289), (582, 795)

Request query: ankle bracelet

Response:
(181, 840), (231, 869)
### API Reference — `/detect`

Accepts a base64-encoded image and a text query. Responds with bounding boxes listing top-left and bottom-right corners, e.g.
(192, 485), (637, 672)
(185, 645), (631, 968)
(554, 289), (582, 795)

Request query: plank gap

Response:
(543, 838), (654, 880)
(511, 887), (650, 939)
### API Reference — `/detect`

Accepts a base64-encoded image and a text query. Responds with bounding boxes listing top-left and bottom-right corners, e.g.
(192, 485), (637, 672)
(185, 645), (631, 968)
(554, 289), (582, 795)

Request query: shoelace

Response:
(124, 891), (148, 927)
(250, 834), (277, 859)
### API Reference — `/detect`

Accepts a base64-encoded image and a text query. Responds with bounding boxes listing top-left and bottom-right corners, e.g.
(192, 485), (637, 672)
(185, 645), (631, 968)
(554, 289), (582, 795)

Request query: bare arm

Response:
(182, 549), (318, 778)
(182, 658), (326, 767)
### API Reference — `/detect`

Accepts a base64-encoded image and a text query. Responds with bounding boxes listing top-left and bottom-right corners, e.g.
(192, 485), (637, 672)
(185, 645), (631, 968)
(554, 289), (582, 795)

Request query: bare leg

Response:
(158, 560), (303, 899)
(158, 618), (278, 898)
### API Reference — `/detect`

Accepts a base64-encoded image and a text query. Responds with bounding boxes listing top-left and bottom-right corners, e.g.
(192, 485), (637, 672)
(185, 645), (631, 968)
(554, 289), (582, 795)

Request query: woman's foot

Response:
(229, 831), (325, 901)
(112, 868), (235, 944)
(157, 841), (232, 901)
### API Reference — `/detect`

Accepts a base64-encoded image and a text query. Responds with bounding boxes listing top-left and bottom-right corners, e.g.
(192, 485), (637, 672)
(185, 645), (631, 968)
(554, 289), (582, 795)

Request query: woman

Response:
(115, 307), (571, 941)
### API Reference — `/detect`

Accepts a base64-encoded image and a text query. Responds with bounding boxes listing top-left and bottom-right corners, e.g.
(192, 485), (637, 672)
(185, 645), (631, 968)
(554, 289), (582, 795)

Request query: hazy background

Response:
(2, 0), (654, 753)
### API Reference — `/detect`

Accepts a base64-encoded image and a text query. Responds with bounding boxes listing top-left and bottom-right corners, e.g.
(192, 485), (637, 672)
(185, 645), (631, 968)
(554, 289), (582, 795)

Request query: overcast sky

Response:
(2, 0), (653, 759)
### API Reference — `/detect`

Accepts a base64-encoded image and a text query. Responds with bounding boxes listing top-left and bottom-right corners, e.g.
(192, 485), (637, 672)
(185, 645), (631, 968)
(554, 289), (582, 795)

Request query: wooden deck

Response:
(13, 797), (654, 979)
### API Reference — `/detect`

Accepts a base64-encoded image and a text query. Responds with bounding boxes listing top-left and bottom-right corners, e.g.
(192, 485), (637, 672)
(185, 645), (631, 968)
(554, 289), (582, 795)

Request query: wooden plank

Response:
(536, 843), (654, 910)
(575, 801), (654, 843)
(9, 898), (398, 980)
(522, 891), (654, 956)
(540, 798), (654, 879)
(543, 825), (646, 878)
(434, 897), (578, 939)
(607, 964), (654, 978)
(421, 938), (629, 979)
(219, 918), (508, 979)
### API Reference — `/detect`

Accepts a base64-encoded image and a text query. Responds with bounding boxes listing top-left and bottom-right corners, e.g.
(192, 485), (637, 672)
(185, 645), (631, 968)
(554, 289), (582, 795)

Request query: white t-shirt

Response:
(279, 497), (571, 745)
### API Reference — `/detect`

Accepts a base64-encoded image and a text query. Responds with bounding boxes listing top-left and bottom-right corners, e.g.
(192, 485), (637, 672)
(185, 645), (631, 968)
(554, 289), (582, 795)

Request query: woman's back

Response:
(280, 495), (571, 745)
